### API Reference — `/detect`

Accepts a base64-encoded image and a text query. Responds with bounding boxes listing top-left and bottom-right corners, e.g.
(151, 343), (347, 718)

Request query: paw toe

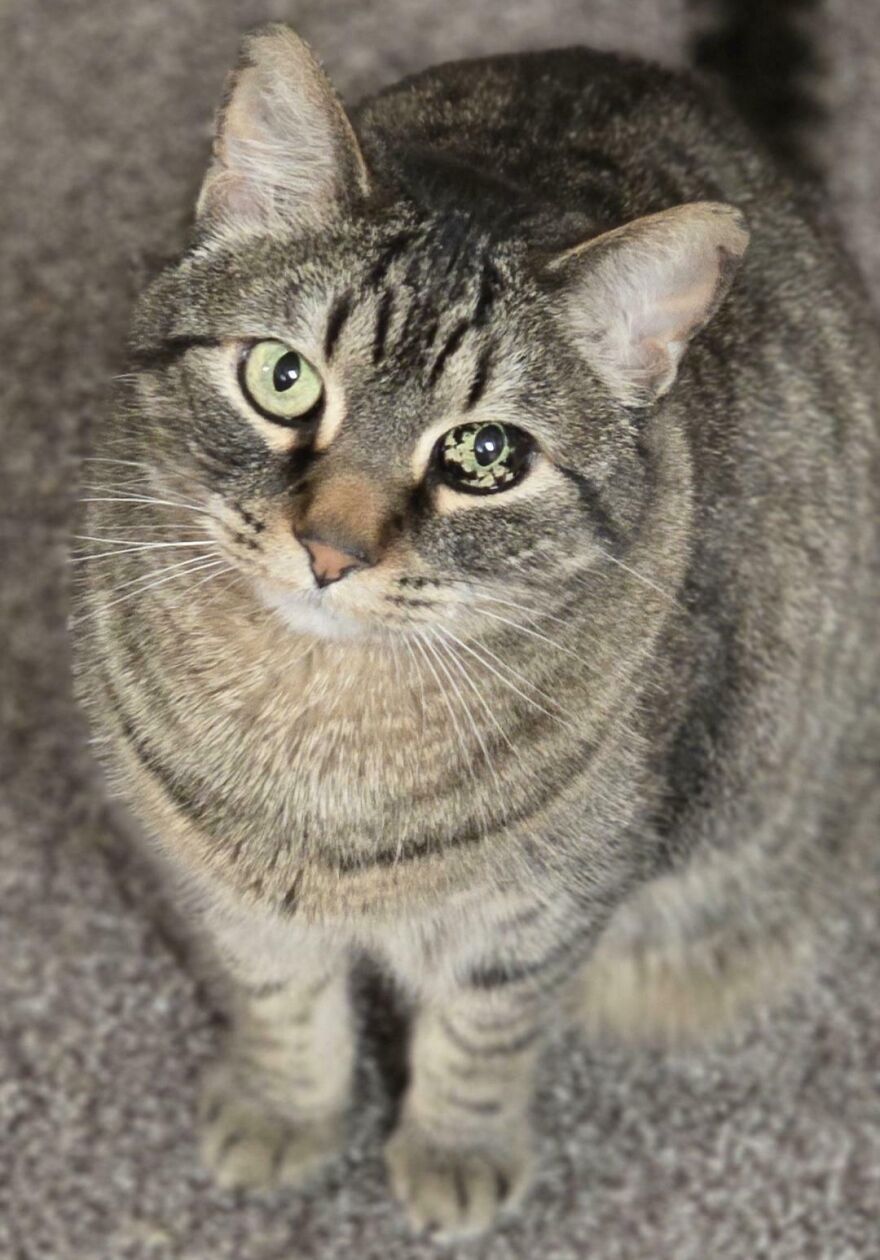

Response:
(385, 1123), (529, 1237)
(198, 1063), (343, 1192)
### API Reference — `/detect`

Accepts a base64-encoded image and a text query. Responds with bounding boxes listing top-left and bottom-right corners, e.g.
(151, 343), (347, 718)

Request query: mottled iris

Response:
(240, 340), (324, 422)
(437, 422), (533, 494)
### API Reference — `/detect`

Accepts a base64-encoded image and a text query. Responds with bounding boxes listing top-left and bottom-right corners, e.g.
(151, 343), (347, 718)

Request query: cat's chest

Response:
(168, 630), (456, 822)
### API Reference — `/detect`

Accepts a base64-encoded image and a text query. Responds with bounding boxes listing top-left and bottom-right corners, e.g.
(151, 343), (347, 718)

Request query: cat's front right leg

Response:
(197, 907), (355, 1191)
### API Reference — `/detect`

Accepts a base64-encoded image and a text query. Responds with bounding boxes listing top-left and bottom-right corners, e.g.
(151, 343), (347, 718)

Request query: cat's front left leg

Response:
(385, 982), (546, 1237)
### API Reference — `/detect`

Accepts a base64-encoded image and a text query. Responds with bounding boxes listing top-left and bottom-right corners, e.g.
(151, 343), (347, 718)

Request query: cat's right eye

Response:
(435, 422), (535, 495)
(239, 340), (324, 423)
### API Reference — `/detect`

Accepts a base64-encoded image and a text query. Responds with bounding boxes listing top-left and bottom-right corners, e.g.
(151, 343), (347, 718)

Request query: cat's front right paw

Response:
(385, 1120), (531, 1238)
(199, 1063), (344, 1191)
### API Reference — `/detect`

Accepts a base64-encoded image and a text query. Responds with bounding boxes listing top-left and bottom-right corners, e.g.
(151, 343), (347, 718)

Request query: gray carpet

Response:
(2, 3), (879, 1257)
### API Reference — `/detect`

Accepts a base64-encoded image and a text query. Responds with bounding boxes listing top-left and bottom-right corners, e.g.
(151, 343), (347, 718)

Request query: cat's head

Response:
(125, 24), (748, 643)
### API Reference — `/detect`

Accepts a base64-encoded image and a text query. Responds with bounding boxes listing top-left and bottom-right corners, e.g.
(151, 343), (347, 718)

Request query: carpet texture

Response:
(1, 3), (878, 1258)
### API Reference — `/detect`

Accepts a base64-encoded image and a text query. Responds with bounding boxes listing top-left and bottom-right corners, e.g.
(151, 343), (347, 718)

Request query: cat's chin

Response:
(255, 580), (364, 641)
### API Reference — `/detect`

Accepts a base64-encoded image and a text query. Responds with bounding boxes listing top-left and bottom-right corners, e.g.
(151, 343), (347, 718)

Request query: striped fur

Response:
(71, 25), (880, 1239)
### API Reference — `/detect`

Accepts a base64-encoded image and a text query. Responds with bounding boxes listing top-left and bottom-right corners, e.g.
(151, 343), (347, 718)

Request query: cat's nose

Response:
(299, 535), (369, 588)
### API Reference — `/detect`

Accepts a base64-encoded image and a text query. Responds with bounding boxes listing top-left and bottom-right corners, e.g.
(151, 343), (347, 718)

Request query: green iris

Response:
(438, 422), (533, 494)
(240, 340), (324, 422)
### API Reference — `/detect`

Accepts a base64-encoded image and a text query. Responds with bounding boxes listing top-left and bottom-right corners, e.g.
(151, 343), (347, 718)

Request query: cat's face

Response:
(120, 25), (747, 643)
(129, 214), (645, 641)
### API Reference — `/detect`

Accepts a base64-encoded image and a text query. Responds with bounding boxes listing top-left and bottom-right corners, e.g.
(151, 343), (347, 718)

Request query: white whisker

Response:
(72, 522), (210, 535)
(469, 604), (595, 673)
(70, 538), (217, 564)
(465, 589), (574, 631)
(70, 555), (225, 627)
(186, 561), (236, 597)
(410, 632), (479, 794)
(79, 494), (210, 514)
(196, 567), (242, 610)
(82, 477), (155, 491)
(79, 458), (155, 470)
(417, 631), (506, 832)
(78, 491), (209, 511)
(589, 548), (679, 605)
(433, 622), (574, 729)
(428, 629), (516, 755)
(400, 633), (429, 726)
(95, 552), (221, 596)
(72, 533), (215, 546)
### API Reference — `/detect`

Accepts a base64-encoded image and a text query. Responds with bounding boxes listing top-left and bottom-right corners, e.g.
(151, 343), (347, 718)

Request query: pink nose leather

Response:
(301, 537), (363, 587)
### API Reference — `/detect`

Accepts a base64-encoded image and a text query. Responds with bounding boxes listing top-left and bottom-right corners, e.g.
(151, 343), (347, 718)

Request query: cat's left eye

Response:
(435, 422), (534, 495)
(239, 339), (324, 423)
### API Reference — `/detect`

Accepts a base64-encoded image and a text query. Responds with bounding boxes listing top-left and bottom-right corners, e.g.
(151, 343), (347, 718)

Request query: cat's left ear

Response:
(542, 202), (749, 406)
(196, 24), (370, 237)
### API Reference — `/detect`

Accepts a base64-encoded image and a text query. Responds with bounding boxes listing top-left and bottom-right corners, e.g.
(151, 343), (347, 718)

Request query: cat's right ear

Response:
(542, 202), (749, 407)
(195, 24), (370, 238)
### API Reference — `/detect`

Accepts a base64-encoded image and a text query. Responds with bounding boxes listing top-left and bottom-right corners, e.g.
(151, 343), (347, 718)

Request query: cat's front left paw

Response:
(385, 1121), (531, 1238)
(199, 1062), (344, 1191)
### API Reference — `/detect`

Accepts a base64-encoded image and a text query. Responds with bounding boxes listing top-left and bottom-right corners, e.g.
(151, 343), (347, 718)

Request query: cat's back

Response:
(355, 47), (773, 230)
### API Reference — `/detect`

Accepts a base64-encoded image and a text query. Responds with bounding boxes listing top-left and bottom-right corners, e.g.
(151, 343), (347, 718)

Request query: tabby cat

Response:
(72, 24), (879, 1238)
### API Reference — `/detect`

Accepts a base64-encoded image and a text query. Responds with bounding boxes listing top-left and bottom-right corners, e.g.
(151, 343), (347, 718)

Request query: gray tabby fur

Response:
(71, 24), (880, 1239)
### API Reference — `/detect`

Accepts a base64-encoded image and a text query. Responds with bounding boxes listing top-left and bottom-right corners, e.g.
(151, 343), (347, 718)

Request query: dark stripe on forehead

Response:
(465, 346), (493, 411)
(372, 288), (395, 365)
(323, 289), (353, 361)
(474, 256), (503, 326)
(428, 319), (470, 387)
(367, 230), (416, 288)
(420, 316), (439, 356)
(442, 233), (465, 277)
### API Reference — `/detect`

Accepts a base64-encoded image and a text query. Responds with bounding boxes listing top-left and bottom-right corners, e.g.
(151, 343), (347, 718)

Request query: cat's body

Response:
(73, 28), (879, 1237)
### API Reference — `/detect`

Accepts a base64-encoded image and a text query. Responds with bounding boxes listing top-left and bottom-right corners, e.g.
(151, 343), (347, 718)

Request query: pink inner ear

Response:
(633, 263), (720, 347)
(551, 201), (749, 405)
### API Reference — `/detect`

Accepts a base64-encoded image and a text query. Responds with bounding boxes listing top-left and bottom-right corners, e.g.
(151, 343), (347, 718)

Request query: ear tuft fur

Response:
(196, 24), (370, 238)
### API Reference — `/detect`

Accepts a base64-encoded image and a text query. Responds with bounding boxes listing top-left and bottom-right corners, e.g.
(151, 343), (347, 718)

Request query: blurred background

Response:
(1, 3), (878, 1258)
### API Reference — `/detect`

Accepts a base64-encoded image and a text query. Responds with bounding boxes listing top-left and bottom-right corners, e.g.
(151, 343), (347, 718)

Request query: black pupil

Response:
(272, 352), (301, 392)
(473, 424), (506, 466)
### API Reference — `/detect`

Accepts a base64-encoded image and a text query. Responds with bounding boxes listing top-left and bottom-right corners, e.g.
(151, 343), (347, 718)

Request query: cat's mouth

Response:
(254, 578), (369, 641)
(211, 506), (445, 642)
